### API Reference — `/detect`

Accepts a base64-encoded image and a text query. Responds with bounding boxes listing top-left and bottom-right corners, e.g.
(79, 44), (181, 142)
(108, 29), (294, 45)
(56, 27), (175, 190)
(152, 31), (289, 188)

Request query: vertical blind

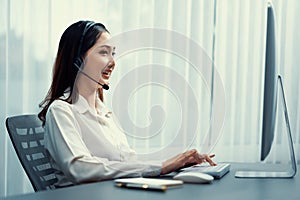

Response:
(1, 0), (299, 197)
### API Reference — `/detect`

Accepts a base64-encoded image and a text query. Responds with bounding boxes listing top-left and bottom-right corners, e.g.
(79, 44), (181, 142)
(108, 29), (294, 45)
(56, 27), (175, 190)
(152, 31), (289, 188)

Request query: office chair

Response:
(5, 114), (57, 191)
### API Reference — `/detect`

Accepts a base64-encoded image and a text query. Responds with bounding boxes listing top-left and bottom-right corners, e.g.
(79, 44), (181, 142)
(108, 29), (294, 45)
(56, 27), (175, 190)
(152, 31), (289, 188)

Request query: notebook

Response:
(114, 177), (183, 191)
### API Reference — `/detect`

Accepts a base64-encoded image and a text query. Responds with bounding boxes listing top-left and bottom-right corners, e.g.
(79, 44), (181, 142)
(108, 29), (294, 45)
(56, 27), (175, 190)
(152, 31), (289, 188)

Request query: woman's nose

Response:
(107, 59), (115, 69)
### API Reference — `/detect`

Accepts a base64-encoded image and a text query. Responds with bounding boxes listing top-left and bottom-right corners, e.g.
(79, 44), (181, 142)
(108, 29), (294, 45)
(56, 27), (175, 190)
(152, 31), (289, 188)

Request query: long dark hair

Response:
(38, 20), (109, 125)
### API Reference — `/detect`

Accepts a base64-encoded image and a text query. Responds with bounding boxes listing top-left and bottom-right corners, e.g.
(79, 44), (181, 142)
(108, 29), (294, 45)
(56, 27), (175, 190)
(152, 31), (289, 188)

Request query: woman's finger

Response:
(209, 154), (215, 158)
(205, 154), (217, 166)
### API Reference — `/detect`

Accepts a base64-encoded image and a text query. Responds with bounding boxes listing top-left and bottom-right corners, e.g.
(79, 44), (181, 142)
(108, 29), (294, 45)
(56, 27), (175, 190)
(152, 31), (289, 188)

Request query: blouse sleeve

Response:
(44, 101), (162, 185)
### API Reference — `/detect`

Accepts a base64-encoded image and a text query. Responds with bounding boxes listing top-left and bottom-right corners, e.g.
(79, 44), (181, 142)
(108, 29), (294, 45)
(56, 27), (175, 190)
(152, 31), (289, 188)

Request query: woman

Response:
(38, 20), (216, 187)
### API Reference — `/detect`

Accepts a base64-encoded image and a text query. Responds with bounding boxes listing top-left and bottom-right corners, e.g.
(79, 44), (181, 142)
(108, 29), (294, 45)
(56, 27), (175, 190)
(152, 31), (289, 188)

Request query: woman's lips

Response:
(102, 63), (114, 80)
(102, 70), (111, 79)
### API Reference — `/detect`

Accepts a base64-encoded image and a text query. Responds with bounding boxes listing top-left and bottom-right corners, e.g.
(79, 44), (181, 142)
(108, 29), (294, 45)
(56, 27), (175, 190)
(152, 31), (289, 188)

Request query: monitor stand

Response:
(235, 75), (297, 178)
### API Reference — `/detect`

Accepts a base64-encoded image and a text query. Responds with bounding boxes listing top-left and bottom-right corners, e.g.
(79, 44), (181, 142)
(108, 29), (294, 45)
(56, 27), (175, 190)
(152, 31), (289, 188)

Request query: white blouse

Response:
(44, 95), (162, 187)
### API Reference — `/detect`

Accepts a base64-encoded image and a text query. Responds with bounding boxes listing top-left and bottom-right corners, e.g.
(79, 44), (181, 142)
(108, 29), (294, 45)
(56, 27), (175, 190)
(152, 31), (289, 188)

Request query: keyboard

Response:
(180, 163), (231, 178)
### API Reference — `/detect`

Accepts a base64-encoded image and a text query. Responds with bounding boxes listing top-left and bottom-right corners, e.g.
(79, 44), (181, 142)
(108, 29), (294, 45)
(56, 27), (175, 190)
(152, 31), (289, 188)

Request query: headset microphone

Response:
(100, 82), (109, 90)
(74, 62), (110, 90)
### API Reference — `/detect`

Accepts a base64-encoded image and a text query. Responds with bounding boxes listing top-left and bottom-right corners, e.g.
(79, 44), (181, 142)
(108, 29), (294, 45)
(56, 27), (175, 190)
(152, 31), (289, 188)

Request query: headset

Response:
(73, 21), (97, 69)
(73, 21), (109, 90)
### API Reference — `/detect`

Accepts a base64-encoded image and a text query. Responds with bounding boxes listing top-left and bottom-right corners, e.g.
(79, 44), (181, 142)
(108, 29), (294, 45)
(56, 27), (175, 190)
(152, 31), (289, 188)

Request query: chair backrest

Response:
(5, 114), (57, 191)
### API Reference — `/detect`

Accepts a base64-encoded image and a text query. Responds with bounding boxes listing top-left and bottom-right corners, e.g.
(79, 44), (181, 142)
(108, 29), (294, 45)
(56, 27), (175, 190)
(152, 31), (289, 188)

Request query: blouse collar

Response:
(73, 94), (112, 118)
(62, 88), (112, 118)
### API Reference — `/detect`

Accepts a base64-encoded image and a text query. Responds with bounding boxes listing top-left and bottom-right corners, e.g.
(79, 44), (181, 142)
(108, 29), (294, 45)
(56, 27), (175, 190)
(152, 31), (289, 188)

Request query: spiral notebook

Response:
(114, 177), (183, 191)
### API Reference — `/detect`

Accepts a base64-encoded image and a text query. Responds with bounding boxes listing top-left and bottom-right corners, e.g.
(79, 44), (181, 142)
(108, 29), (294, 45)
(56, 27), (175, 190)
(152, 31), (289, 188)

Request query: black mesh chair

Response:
(5, 114), (57, 191)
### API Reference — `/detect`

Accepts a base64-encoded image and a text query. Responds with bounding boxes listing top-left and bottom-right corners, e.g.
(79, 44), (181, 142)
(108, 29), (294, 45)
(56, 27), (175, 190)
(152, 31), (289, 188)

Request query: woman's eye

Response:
(99, 49), (116, 57)
(100, 50), (109, 55)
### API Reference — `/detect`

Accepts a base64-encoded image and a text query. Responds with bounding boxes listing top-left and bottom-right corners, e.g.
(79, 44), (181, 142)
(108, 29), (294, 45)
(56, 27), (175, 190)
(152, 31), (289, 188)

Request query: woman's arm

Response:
(44, 101), (161, 184)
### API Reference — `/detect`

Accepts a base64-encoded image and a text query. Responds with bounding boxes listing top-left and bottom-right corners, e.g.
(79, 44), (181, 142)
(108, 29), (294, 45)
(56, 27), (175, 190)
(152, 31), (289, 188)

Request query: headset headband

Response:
(77, 21), (97, 58)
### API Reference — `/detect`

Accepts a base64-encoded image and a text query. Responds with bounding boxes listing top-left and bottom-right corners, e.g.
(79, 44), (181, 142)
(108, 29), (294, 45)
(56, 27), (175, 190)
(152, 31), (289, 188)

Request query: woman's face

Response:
(82, 31), (115, 89)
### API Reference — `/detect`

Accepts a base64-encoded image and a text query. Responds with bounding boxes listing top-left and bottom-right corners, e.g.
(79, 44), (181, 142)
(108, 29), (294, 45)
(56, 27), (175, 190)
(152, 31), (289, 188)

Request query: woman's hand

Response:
(161, 149), (216, 175)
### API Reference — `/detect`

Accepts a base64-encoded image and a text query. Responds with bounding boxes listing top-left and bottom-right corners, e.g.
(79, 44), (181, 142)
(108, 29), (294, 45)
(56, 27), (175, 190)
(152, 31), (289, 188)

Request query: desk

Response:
(1, 163), (300, 200)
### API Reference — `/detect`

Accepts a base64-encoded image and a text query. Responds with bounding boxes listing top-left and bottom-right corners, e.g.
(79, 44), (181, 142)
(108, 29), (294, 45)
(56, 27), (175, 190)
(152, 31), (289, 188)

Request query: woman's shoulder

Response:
(52, 98), (70, 106)
(49, 99), (72, 111)
(46, 99), (76, 120)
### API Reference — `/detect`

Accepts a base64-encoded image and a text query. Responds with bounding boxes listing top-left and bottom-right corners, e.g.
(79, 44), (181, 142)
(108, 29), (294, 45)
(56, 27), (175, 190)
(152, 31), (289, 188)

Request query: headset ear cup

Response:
(74, 57), (83, 71)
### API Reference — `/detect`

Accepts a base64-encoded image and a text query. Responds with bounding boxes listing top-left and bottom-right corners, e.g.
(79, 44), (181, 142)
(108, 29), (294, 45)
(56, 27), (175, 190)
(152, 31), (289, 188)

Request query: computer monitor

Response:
(234, 2), (297, 178)
(235, 75), (297, 178)
(260, 2), (277, 161)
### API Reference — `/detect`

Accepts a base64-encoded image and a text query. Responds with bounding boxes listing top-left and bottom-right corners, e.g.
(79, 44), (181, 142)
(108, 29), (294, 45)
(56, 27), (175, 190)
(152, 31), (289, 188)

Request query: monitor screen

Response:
(260, 3), (278, 161)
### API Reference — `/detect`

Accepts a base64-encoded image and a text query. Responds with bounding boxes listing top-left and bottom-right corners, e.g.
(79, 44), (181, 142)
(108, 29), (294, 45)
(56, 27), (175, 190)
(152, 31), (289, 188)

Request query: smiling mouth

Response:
(102, 62), (115, 79)
(102, 70), (112, 79)
(102, 71), (110, 75)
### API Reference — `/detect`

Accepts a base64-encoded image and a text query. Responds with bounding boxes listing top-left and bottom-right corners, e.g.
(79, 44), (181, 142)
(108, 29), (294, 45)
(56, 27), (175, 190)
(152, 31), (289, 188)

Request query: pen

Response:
(115, 182), (168, 192)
